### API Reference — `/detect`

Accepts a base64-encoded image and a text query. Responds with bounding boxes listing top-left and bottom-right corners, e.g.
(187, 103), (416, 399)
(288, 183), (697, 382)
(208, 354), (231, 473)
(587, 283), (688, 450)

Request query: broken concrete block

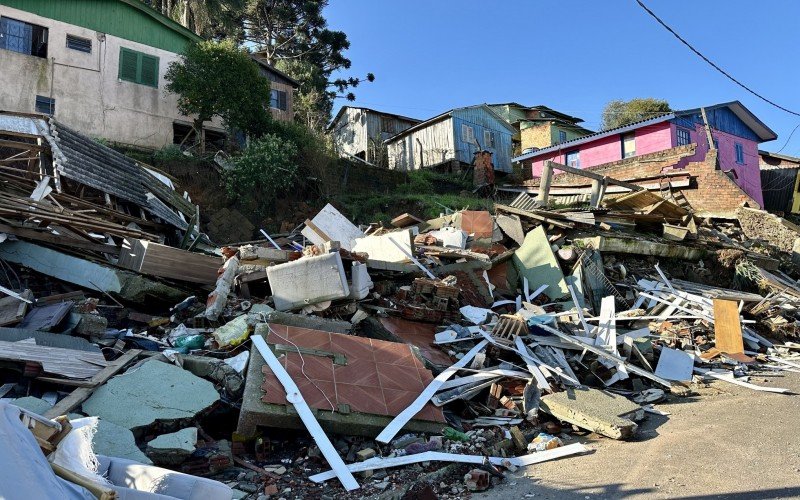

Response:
(146, 427), (197, 466)
(348, 262), (373, 300)
(540, 387), (643, 440)
(356, 448), (376, 461)
(496, 214), (525, 246)
(93, 418), (152, 465)
(464, 469), (490, 491)
(238, 244), (291, 263)
(82, 360), (219, 432)
(352, 229), (414, 263)
(267, 252), (349, 311)
(301, 203), (364, 252)
(74, 313), (108, 340)
(510, 225), (568, 300)
(12, 396), (53, 415)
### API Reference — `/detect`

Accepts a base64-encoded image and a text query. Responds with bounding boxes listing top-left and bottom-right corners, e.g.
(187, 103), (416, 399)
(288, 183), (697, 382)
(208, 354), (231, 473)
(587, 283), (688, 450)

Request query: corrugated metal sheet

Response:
(0, 0), (199, 53)
(760, 168), (797, 212)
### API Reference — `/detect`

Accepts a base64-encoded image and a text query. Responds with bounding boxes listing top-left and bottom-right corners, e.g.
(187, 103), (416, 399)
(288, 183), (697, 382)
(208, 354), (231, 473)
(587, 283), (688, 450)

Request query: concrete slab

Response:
(237, 324), (445, 438)
(82, 360), (219, 432)
(12, 396), (52, 415)
(146, 427), (197, 466)
(573, 235), (705, 260)
(267, 253), (349, 311)
(510, 226), (568, 300)
(93, 418), (152, 464)
(540, 387), (643, 440)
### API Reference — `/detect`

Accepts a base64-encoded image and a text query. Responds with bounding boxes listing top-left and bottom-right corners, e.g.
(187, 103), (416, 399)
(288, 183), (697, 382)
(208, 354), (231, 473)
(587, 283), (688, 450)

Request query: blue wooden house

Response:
(384, 104), (515, 172)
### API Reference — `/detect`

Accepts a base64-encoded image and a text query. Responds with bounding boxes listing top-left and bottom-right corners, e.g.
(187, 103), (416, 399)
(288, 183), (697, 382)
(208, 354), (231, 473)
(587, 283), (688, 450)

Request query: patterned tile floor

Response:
(260, 324), (445, 422)
(378, 316), (455, 366)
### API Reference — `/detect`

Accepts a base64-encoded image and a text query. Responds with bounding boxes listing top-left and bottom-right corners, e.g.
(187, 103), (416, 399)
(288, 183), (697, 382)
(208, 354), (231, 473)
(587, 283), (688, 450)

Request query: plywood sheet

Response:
(713, 299), (745, 355)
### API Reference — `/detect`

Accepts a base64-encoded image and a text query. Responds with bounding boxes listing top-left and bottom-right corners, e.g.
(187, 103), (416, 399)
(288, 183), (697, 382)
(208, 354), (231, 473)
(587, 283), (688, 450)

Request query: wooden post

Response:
(700, 107), (715, 150)
(589, 179), (603, 208)
(537, 160), (554, 205)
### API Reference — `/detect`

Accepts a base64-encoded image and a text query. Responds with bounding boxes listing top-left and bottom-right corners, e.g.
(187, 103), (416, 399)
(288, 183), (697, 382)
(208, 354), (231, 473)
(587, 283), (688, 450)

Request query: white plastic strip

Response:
(694, 367), (789, 394)
(375, 340), (488, 444)
(310, 443), (590, 483)
(251, 336), (359, 491)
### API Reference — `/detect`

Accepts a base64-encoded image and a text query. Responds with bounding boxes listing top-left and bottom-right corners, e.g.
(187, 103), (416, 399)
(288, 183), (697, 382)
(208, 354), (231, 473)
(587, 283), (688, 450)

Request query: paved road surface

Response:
(474, 370), (800, 499)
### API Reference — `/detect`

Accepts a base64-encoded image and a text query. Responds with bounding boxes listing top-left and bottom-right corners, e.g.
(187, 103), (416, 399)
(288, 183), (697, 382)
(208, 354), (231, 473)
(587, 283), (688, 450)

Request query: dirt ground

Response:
(473, 371), (800, 499)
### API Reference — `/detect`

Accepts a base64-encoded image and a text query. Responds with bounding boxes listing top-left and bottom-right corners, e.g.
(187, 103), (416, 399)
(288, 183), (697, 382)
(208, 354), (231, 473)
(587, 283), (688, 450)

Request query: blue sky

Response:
(325, 0), (800, 155)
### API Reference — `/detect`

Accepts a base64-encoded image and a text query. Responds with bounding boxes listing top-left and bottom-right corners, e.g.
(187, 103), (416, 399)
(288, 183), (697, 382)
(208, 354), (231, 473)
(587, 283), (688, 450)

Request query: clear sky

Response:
(325, 0), (800, 155)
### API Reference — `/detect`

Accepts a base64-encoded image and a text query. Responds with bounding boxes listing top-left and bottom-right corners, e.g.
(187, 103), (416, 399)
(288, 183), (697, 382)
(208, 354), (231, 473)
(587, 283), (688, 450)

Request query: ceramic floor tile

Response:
(372, 341), (416, 366)
(265, 324), (290, 344)
(295, 379), (338, 411)
(415, 404), (446, 422)
(333, 357), (380, 387)
(377, 362), (424, 392)
(278, 325), (332, 351)
(382, 388), (419, 416)
(417, 367), (434, 385)
(284, 352), (334, 382)
(329, 333), (374, 361)
(461, 210), (494, 238)
(335, 384), (387, 415)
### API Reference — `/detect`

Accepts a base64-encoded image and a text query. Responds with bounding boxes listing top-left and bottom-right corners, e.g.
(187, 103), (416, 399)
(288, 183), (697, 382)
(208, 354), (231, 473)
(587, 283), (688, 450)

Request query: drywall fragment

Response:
(267, 253), (349, 311)
(511, 226), (568, 300)
(301, 204), (364, 252)
(352, 229), (413, 263)
(349, 262), (373, 300)
(428, 227), (467, 249)
(540, 387), (642, 440)
(654, 347), (694, 382)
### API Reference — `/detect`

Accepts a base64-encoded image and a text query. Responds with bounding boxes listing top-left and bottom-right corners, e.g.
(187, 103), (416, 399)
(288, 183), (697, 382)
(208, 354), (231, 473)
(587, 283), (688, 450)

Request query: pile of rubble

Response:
(1, 118), (799, 499)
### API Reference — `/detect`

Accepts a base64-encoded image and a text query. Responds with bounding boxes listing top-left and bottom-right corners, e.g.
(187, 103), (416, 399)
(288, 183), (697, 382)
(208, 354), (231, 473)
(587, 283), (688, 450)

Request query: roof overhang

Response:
(677, 101), (777, 142)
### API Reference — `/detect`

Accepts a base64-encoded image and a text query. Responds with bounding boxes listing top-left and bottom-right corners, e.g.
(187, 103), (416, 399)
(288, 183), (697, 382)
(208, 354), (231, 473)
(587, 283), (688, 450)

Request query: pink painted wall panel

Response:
(713, 129), (763, 206)
(635, 122), (673, 155)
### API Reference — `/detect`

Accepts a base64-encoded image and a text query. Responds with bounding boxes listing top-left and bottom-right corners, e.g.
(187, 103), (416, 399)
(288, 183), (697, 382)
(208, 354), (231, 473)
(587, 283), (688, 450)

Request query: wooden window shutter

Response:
(119, 48), (139, 82)
(140, 54), (159, 87)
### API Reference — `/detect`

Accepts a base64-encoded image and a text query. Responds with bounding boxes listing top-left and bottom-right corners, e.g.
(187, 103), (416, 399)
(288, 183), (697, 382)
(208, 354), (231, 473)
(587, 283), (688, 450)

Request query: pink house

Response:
(512, 101), (777, 207)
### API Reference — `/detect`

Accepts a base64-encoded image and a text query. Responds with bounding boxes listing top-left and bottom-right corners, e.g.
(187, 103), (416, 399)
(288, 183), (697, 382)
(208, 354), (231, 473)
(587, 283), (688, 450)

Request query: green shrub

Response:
(223, 134), (298, 213)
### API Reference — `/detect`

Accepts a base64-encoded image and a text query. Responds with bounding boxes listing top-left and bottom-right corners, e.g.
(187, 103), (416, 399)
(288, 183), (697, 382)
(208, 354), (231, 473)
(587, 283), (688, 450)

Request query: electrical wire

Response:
(262, 320), (336, 412)
(776, 123), (800, 153)
(635, 0), (800, 117)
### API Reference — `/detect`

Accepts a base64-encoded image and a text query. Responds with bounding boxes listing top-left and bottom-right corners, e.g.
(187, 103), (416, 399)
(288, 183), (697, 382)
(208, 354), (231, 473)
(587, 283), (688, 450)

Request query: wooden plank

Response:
(0, 289), (32, 326)
(44, 349), (141, 418)
(375, 340), (489, 444)
(494, 204), (574, 229)
(391, 213), (424, 228)
(0, 340), (106, 379)
(548, 161), (645, 191)
(251, 335), (359, 491)
(119, 239), (220, 284)
(712, 299), (745, 355)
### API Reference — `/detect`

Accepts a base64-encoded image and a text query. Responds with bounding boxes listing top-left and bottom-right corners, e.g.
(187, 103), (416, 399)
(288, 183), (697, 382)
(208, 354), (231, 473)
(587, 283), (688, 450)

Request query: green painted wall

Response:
(551, 125), (588, 144)
(0, 0), (200, 53)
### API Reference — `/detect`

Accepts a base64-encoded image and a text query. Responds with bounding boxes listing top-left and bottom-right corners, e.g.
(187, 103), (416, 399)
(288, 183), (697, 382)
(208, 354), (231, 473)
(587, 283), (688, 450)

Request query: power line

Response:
(777, 123), (800, 153)
(635, 0), (800, 117)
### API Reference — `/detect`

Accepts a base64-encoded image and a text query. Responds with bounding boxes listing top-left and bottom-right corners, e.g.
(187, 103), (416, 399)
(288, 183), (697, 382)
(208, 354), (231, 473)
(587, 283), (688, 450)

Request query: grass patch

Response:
(337, 192), (493, 225)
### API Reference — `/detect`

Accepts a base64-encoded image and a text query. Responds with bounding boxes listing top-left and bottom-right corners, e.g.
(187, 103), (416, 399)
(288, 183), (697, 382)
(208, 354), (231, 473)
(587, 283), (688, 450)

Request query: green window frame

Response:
(118, 47), (159, 88)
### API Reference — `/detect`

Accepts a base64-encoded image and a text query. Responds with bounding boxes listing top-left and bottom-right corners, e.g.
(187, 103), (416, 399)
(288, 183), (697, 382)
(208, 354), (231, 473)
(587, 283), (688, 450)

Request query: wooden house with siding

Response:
(384, 104), (515, 173)
(328, 106), (421, 165)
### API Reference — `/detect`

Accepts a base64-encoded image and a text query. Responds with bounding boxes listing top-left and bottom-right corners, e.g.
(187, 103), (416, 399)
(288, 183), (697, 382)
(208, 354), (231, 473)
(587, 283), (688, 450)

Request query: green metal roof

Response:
(0, 0), (202, 53)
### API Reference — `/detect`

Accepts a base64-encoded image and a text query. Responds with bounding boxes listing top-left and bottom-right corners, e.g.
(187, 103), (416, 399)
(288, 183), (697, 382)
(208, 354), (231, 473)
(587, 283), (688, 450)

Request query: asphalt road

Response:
(474, 369), (800, 499)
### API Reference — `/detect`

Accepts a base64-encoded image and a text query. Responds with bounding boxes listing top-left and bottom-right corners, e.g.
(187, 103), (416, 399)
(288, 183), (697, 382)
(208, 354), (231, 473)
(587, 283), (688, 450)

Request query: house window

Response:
(676, 128), (691, 146)
(118, 47), (159, 87)
(462, 124), (475, 143)
(35, 95), (54, 115)
(484, 130), (496, 148)
(735, 142), (745, 164)
(0, 17), (48, 58)
(566, 150), (580, 168)
(270, 89), (287, 111)
(380, 116), (395, 134)
(621, 132), (636, 158)
(558, 130), (567, 143)
(66, 34), (91, 53)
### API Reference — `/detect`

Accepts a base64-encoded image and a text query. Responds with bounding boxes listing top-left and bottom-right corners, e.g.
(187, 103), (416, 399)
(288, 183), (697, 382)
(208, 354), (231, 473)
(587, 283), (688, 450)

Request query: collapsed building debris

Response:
(1, 122), (799, 498)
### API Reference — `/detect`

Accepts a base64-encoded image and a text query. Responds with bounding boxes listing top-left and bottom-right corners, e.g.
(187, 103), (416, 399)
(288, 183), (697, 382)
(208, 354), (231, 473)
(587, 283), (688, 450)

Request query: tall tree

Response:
(242, 0), (373, 128)
(600, 98), (671, 130)
(165, 40), (271, 150)
(144, 0), (244, 39)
